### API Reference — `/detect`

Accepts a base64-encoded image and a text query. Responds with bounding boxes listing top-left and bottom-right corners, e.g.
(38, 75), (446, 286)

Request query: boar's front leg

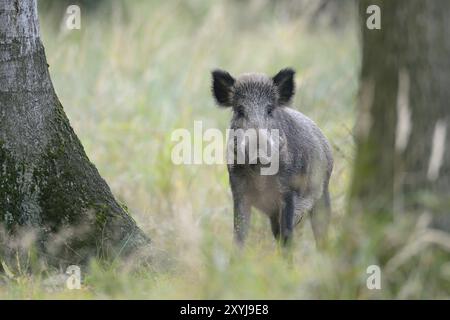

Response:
(230, 175), (251, 247)
(280, 191), (295, 246)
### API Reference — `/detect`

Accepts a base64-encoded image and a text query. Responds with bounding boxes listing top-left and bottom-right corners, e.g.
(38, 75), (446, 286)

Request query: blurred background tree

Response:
(351, 0), (450, 231)
(339, 0), (450, 298)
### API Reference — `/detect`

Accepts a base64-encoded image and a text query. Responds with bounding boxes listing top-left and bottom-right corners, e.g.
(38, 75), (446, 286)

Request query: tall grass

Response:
(1, 0), (447, 299)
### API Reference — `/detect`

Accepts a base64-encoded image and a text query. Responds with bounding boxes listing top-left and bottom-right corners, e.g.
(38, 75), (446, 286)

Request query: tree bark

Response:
(0, 0), (150, 267)
(351, 0), (450, 229)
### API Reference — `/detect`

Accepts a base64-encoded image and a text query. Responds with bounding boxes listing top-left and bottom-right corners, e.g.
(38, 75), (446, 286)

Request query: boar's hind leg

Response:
(310, 185), (331, 249)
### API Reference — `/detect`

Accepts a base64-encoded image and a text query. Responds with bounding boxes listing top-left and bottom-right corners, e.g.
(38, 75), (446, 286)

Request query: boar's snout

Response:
(237, 129), (279, 165)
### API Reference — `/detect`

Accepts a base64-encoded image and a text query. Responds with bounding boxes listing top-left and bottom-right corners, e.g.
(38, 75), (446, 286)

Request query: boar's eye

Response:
(235, 106), (245, 117)
(267, 105), (274, 116)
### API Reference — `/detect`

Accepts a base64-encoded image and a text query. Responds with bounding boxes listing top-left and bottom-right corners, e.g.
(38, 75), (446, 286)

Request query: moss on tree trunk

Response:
(0, 0), (150, 267)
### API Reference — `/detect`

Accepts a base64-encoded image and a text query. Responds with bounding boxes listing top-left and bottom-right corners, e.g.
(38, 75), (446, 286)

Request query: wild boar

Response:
(211, 68), (333, 247)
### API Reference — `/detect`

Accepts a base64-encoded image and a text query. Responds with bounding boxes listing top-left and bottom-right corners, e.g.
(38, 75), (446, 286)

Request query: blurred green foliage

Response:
(1, 0), (448, 299)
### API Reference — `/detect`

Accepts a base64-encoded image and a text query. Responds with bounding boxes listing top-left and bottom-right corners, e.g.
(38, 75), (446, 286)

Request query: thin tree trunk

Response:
(0, 0), (150, 267)
(351, 0), (450, 229)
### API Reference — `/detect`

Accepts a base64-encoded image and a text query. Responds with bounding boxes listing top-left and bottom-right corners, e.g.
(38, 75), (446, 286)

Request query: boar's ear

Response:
(211, 69), (235, 107)
(272, 68), (295, 105)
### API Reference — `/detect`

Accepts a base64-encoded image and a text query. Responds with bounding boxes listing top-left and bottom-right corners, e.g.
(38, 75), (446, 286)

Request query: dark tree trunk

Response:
(0, 0), (150, 267)
(351, 0), (450, 229)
